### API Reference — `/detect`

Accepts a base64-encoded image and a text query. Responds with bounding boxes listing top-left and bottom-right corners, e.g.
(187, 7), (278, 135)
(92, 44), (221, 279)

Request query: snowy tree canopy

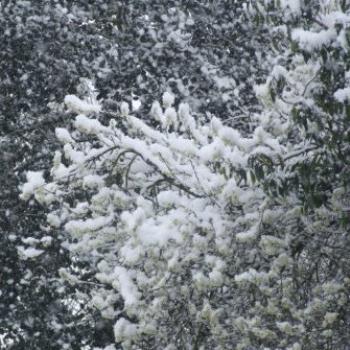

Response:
(1, 1), (270, 348)
(4, 0), (350, 349)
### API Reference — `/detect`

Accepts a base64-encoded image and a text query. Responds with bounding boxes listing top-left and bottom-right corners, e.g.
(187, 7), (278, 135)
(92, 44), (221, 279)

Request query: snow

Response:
(217, 126), (242, 146)
(120, 244), (143, 264)
(276, 321), (293, 334)
(236, 223), (259, 243)
(120, 101), (130, 116)
(254, 81), (273, 107)
(162, 91), (175, 107)
(17, 246), (44, 259)
(214, 75), (236, 90)
(234, 270), (257, 283)
(334, 87), (350, 103)
(337, 29), (349, 51)
(20, 171), (45, 200)
(51, 163), (70, 180)
(178, 102), (190, 120)
(198, 139), (225, 163)
(150, 100), (163, 120)
(15, 3), (350, 348)
(157, 190), (180, 207)
(259, 235), (284, 256)
(65, 215), (113, 236)
(83, 174), (105, 189)
(291, 28), (337, 51)
(208, 269), (224, 286)
(64, 94), (101, 114)
(136, 217), (183, 246)
(322, 11), (350, 28)
(323, 312), (338, 325)
(168, 136), (196, 155)
(280, 0), (301, 15)
(113, 318), (138, 342)
(93, 345), (116, 350)
(113, 266), (140, 307)
(58, 268), (80, 285)
(132, 99), (141, 111)
(74, 114), (104, 135)
(41, 236), (53, 247)
(21, 237), (40, 245)
(64, 144), (85, 164)
(55, 127), (74, 144)
(164, 107), (177, 127)
(193, 272), (208, 290)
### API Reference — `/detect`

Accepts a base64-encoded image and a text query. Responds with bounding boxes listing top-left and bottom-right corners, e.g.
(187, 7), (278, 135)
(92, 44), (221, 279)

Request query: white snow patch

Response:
(65, 216), (113, 236)
(234, 269), (258, 283)
(132, 99), (141, 111)
(21, 237), (40, 245)
(114, 318), (138, 342)
(334, 87), (350, 103)
(17, 246), (44, 259)
(41, 236), (53, 247)
(162, 91), (175, 107)
(75, 114), (103, 135)
(292, 28), (337, 51)
(83, 174), (105, 189)
(20, 171), (45, 200)
(120, 101), (130, 116)
(236, 223), (259, 243)
(113, 266), (140, 306)
(64, 94), (101, 114)
(55, 128), (74, 144)
(280, 0), (301, 15)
